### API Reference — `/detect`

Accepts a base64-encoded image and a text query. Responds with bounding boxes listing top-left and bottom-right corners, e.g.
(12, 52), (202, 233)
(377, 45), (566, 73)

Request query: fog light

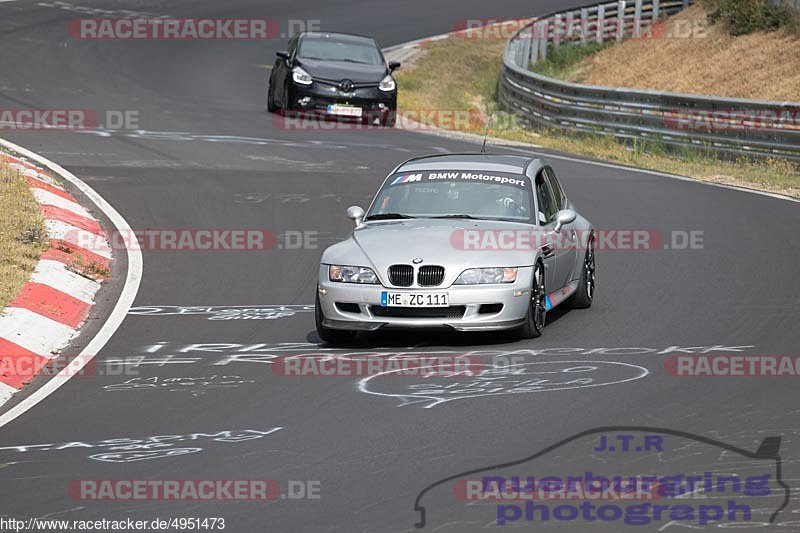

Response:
(298, 96), (312, 107)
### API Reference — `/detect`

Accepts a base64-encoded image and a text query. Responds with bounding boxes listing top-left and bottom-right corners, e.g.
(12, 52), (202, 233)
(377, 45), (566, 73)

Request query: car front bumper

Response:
(317, 266), (534, 332)
(288, 82), (396, 119)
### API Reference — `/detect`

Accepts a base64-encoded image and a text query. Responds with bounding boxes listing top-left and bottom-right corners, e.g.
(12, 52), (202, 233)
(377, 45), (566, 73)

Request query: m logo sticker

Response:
(391, 173), (423, 185)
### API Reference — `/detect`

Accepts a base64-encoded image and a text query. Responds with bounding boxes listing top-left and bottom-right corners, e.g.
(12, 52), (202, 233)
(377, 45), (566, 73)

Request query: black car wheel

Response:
(315, 291), (356, 345)
(381, 111), (396, 128)
(571, 233), (595, 308)
(266, 84), (277, 113)
(518, 261), (546, 339)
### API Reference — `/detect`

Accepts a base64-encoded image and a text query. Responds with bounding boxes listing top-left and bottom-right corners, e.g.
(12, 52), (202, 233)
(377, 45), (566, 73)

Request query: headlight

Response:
(292, 66), (313, 85)
(378, 74), (396, 92)
(455, 267), (517, 285)
(329, 265), (379, 284)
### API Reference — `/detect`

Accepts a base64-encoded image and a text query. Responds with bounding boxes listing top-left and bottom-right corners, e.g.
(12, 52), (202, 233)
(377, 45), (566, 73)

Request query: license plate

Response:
(326, 104), (362, 117)
(380, 292), (449, 307)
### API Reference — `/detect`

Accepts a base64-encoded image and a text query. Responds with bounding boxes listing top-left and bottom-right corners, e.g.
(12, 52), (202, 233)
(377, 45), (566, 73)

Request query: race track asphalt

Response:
(0, 0), (798, 531)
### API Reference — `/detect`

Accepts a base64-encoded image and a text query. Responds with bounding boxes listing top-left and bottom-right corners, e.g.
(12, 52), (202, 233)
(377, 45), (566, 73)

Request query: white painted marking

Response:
(358, 360), (649, 408)
(0, 382), (17, 403)
(24, 168), (58, 185)
(0, 138), (142, 426)
(7, 164), (55, 184)
(30, 259), (100, 304)
(45, 219), (112, 258)
(31, 187), (92, 218)
(0, 307), (75, 357)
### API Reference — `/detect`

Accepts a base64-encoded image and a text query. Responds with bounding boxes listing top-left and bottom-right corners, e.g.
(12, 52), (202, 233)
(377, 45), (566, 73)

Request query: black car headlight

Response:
(378, 74), (396, 92)
(329, 265), (379, 284)
(454, 267), (517, 285)
(292, 66), (313, 85)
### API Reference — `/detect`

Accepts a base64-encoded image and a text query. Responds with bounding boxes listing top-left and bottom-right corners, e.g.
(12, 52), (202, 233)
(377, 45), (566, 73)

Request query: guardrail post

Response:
(633, 0), (643, 37)
(580, 8), (589, 43)
(682, 0), (689, 7)
(539, 20), (549, 60)
(522, 26), (533, 67)
(617, 0), (626, 41)
(596, 4), (606, 42)
(529, 23), (539, 64)
(565, 11), (575, 41)
(652, 0), (660, 20)
(554, 13), (562, 46)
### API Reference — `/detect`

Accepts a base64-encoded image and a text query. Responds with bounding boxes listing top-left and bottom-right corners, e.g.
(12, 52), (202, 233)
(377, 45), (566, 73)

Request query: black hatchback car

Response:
(267, 32), (400, 127)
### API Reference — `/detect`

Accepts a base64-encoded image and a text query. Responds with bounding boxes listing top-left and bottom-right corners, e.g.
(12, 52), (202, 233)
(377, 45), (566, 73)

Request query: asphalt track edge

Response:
(0, 137), (143, 428)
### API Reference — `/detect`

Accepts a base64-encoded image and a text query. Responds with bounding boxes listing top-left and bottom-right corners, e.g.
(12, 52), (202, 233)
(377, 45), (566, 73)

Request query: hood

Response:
(297, 58), (388, 84)
(322, 219), (540, 287)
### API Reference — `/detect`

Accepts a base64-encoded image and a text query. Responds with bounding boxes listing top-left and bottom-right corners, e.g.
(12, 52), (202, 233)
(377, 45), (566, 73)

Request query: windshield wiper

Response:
(365, 213), (416, 220)
(431, 214), (480, 219)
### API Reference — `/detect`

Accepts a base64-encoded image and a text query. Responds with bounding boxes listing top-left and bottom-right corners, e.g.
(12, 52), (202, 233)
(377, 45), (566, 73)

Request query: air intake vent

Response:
(371, 306), (466, 319)
(418, 265), (445, 286)
(388, 264), (413, 287)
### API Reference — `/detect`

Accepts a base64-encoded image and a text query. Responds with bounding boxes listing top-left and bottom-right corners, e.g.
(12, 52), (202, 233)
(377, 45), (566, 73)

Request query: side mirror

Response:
(276, 50), (291, 62)
(553, 209), (577, 233)
(346, 205), (365, 228)
(388, 61), (401, 72)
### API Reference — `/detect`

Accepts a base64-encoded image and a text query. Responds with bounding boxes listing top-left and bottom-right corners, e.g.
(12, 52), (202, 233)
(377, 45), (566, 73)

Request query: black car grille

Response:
(370, 306), (466, 319)
(418, 266), (445, 287)
(388, 265), (445, 286)
(388, 264), (413, 287)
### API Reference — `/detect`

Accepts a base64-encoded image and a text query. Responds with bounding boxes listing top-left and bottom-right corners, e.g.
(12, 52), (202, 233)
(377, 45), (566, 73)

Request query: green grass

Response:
(530, 42), (610, 80)
(0, 161), (47, 309)
(708, 0), (798, 35)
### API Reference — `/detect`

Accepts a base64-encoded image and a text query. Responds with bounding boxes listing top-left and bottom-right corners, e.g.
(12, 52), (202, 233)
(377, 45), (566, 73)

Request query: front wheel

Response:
(266, 85), (278, 113)
(571, 234), (595, 309)
(518, 261), (546, 339)
(315, 291), (356, 344)
(380, 111), (396, 128)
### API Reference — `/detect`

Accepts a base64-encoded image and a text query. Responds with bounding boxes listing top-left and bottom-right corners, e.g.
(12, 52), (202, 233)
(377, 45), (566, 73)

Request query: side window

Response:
(544, 167), (566, 210)
(535, 171), (558, 225)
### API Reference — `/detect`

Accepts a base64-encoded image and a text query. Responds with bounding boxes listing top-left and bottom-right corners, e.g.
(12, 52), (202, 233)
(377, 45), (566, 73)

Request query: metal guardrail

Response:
(499, 0), (800, 162)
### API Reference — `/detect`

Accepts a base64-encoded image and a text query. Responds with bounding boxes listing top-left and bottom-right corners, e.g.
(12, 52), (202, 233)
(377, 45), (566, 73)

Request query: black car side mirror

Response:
(388, 61), (401, 72)
(276, 51), (291, 63)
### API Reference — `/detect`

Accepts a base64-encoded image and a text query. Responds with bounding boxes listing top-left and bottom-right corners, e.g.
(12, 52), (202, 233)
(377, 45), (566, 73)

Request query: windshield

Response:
(298, 38), (383, 65)
(366, 170), (534, 223)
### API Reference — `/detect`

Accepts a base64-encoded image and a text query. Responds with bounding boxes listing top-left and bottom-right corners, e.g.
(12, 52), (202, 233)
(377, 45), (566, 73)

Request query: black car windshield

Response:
(299, 38), (383, 65)
(366, 171), (534, 223)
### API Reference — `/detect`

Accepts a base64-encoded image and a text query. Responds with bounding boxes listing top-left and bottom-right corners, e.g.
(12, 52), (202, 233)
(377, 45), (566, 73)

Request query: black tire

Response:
(315, 292), (356, 344)
(266, 85), (278, 113)
(518, 261), (546, 339)
(381, 111), (396, 128)
(571, 233), (595, 309)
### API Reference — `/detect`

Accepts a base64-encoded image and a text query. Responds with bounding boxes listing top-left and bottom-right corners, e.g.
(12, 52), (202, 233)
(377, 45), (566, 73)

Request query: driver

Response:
(493, 187), (528, 218)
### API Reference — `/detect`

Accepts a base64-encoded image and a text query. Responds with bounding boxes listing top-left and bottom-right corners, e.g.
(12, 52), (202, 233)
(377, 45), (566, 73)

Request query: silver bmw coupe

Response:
(315, 154), (595, 343)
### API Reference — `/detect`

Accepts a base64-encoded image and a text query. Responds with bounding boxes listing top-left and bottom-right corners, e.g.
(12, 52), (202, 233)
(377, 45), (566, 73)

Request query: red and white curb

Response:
(0, 139), (142, 423)
(0, 151), (110, 401)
